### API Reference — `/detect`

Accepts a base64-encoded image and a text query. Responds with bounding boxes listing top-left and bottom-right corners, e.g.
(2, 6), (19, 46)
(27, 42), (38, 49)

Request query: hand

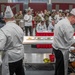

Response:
(70, 47), (75, 50)
(71, 50), (75, 53)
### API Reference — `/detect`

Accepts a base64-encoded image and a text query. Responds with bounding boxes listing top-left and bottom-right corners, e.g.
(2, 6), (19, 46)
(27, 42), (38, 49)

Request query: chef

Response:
(52, 8), (75, 75)
(0, 6), (25, 75)
(48, 19), (55, 32)
(24, 7), (33, 36)
(36, 20), (47, 32)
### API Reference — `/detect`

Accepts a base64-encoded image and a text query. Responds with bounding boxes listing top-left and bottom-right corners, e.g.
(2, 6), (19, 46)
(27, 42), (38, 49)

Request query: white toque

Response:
(4, 6), (14, 18)
(70, 8), (75, 16)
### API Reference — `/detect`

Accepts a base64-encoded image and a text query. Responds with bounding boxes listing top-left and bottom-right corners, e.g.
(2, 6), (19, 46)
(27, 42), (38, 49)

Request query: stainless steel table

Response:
(23, 36), (54, 63)
(24, 53), (55, 64)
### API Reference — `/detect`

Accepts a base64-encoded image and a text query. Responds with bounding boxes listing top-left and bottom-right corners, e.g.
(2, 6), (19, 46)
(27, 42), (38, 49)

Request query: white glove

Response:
(0, 52), (2, 66)
(69, 47), (75, 51)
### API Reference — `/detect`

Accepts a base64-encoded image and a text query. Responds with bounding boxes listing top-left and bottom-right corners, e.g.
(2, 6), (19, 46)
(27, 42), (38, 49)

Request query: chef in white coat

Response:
(24, 8), (33, 36)
(52, 8), (75, 75)
(48, 19), (55, 32)
(36, 20), (47, 32)
(0, 6), (25, 75)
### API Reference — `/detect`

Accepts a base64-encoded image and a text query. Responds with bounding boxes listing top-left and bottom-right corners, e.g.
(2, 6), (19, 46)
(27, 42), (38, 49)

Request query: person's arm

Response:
(24, 15), (29, 22)
(0, 30), (7, 50)
(28, 15), (32, 22)
(0, 29), (7, 65)
(60, 24), (75, 47)
(56, 20), (74, 47)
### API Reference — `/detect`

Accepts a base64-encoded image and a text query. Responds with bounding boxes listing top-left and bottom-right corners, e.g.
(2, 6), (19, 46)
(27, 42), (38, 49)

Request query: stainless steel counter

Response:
(23, 53), (55, 64)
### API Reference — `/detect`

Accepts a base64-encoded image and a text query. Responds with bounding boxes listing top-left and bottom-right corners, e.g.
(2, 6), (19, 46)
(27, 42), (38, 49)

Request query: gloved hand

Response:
(0, 52), (2, 66)
(70, 47), (75, 51)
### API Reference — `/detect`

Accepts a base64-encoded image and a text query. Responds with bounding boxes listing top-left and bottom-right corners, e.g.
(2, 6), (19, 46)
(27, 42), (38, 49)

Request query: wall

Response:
(52, 3), (75, 11)
(0, 0), (8, 2)
(0, 3), (23, 14)
(28, 3), (47, 12)
(52, 0), (75, 3)
(47, 4), (52, 11)
(51, 0), (75, 11)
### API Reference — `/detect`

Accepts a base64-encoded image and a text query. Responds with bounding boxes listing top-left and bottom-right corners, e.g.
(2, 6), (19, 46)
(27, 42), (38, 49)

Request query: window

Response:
(31, 0), (49, 3)
(12, 0), (49, 4)
(12, 0), (30, 4)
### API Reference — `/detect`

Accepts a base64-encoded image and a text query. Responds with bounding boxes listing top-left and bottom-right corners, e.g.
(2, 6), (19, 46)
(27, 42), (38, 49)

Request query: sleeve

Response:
(0, 30), (7, 50)
(59, 24), (75, 46)
(28, 15), (32, 22)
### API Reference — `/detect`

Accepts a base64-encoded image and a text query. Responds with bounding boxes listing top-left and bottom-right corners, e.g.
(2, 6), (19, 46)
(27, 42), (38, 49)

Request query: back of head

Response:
(68, 8), (75, 25)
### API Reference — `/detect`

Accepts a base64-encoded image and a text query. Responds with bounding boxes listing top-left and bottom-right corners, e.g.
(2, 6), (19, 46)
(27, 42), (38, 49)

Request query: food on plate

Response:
(47, 37), (51, 40)
(27, 37), (32, 40)
(37, 37), (41, 40)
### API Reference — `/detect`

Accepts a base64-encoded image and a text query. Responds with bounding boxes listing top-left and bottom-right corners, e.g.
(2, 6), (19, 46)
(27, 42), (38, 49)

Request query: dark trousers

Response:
(53, 48), (65, 75)
(9, 59), (25, 75)
(25, 26), (32, 36)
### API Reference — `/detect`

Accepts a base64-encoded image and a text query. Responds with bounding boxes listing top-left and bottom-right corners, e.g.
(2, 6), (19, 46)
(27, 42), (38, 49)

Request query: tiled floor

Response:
(25, 70), (54, 75)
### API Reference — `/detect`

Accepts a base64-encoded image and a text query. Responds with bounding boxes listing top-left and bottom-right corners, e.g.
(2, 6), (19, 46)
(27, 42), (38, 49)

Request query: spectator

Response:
(24, 8), (33, 36)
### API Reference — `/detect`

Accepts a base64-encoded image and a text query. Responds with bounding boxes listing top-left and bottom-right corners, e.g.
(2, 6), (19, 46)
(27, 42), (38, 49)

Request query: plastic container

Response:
(49, 54), (55, 62)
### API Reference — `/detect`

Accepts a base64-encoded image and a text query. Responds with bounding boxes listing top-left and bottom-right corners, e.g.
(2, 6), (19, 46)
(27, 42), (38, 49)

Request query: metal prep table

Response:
(23, 36), (55, 71)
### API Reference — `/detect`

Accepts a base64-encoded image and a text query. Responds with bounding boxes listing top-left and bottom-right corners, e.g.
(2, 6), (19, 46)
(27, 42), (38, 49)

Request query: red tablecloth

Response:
(36, 32), (54, 36)
(36, 32), (54, 48)
(36, 32), (75, 48)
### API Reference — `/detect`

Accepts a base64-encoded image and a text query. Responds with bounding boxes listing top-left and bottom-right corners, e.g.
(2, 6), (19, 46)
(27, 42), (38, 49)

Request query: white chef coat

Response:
(36, 22), (47, 32)
(52, 17), (75, 75)
(38, 13), (44, 21)
(54, 14), (60, 23)
(24, 14), (32, 26)
(0, 21), (24, 75)
(53, 17), (75, 50)
(49, 16), (52, 25)
(48, 23), (54, 32)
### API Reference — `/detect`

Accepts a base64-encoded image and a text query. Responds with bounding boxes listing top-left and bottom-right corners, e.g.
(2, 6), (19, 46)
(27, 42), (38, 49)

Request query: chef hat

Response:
(26, 7), (33, 12)
(59, 9), (63, 12)
(70, 8), (75, 16)
(4, 6), (14, 18)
